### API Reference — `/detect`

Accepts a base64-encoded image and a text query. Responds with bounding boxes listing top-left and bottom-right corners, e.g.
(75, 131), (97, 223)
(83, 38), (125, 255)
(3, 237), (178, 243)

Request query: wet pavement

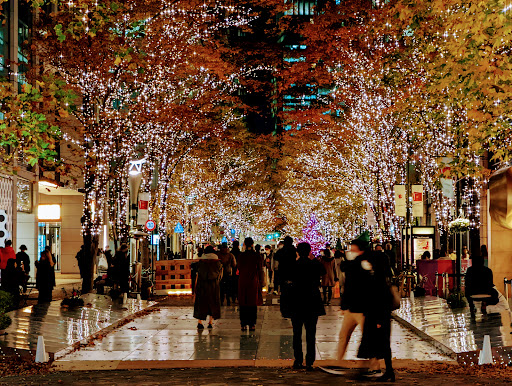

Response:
(56, 301), (452, 364)
(394, 296), (512, 354)
(0, 293), (154, 354)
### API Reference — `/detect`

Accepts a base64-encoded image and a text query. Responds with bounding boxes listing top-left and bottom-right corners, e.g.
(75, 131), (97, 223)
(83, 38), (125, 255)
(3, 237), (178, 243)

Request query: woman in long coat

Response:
(357, 250), (395, 382)
(237, 237), (263, 331)
(320, 247), (336, 305)
(193, 245), (223, 329)
(35, 250), (55, 303)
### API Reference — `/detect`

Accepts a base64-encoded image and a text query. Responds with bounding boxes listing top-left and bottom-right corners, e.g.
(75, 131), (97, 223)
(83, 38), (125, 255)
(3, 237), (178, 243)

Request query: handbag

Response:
(390, 284), (401, 311)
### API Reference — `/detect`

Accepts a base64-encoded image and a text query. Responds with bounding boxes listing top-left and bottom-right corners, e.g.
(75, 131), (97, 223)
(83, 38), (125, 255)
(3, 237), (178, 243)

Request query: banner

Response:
(367, 204), (377, 226)
(394, 185), (406, 217)
(137, 192), (150, 225)
(440, 178), (455, 199)
(412, 185), (424, 217)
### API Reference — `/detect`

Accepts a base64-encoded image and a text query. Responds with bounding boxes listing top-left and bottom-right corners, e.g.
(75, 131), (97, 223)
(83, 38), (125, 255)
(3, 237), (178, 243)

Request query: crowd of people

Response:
(191, 236), (399, 381)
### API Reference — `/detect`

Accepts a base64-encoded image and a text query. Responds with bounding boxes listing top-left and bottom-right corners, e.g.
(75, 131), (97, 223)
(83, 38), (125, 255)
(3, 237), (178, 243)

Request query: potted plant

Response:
(448, 218), (470, 234)
(0, 290), (13, 334)
(447, 290), (467, 309)
(61, 287), (84, 308)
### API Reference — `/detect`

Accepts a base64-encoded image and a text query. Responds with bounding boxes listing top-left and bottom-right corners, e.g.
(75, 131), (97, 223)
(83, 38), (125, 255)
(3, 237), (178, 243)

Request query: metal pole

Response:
(406, 142), (411, 268)
(456, 179), (462, 291)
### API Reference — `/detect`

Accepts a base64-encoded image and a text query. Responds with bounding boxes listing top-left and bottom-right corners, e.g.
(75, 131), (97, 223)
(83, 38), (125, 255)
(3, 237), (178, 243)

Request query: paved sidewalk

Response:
(0, 293), (154, 355)
(54, 300), (453, 370)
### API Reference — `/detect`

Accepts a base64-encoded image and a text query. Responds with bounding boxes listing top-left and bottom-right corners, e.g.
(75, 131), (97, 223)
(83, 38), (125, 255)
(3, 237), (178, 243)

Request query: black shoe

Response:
(197, 323), (204, 330)
(293, 363), (304, 370)
(360, 369), (381, 379)
(376, 371), (395, 382)
(306, 365), (314, 371)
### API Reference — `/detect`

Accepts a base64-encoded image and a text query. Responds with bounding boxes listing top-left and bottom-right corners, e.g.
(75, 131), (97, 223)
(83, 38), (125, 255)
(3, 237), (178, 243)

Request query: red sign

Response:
(145, 220), (156, 232)
(139, 200), (148, 210)
(413, 192), (423, 201)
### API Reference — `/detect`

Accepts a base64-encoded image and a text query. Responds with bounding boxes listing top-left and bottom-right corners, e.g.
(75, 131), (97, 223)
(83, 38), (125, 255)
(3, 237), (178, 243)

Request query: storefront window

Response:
(38, 222), (61, 271)
(17, 179), (32, 212)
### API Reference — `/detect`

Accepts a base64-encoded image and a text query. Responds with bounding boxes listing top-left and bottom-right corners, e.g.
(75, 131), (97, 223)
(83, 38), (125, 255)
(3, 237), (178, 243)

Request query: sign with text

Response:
(412, 185), (424, 217)
(137, 192), (150, 225)
(394, 185), (406, 217)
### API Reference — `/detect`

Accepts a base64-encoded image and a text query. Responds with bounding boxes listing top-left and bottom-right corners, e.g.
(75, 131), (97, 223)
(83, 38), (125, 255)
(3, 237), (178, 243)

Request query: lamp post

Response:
(128, 159), (145, 264)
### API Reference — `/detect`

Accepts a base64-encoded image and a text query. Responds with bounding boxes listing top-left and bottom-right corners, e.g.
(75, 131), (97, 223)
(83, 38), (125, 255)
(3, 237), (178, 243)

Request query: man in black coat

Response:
(276, 236), (297, 318)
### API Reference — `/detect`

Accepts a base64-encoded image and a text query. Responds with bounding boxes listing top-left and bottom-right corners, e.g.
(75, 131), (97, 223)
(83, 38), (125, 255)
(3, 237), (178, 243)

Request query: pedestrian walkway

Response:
(393, 296), (512, 364)
(0, 293), (154, 355)
(54, 302), (453, 369)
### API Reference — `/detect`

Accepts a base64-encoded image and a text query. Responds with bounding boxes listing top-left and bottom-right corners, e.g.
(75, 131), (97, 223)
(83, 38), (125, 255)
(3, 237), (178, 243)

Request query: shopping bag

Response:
(333, 282), (340, 299)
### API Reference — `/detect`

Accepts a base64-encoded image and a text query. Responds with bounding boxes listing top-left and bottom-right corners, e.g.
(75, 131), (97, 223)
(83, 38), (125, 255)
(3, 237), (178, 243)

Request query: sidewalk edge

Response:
(391, 312), (458, 360)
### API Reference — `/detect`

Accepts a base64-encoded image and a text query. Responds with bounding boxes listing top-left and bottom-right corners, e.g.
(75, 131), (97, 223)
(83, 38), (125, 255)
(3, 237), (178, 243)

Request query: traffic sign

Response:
(145, 219), (156, 232)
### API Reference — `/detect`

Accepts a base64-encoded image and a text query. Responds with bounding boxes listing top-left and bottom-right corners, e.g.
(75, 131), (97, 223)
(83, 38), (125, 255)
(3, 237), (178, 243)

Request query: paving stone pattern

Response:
(394, 296), (512, 353)
(0, 293), (153, 353)
(58, 303), (452, 362)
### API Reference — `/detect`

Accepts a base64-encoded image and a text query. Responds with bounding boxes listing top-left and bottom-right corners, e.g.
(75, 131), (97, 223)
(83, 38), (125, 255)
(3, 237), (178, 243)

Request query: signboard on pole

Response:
(394, 185), (406, 217)
(137, 192), (150, 225)
(145, 219), (156, 232)
(412, 185), (424, 217)
(367, 204), (377, 226)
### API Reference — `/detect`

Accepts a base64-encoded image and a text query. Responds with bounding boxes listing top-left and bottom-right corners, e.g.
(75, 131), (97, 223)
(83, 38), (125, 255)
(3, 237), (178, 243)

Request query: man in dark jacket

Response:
(276, 236), (297, 318)
(337, 238), (372, 365)
(466, 254), (498, 317)
(16, 245), (30, 275)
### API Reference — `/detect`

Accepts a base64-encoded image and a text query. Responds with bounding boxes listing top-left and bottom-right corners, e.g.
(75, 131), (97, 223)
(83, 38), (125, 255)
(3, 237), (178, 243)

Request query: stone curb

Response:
(52, 358), (455, 372)
(391, 312), (458, 360)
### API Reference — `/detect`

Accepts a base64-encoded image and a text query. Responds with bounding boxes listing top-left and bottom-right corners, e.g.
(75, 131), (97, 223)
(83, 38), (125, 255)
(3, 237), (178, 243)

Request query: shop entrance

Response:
(38, 222), (61, 271)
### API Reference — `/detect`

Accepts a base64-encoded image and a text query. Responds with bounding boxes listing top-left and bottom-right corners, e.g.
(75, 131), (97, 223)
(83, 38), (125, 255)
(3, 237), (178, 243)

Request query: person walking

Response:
(263, 245), (274, 292)
(320, 246), (336, 305)
(217, 243), (236, 306)
(237, 237), (263, 331)
(287, 242), (326, 370)
(357, 249), (395, 382)
(113, 244), (130, 294)
(0, 240), (16, 284)
(1, 259), (23, 306)
(16, 245), (30, 290)
(35, 249), (55, 303)
(231, 240), (241, 303)
(273, 241), (284, 294)
(275, 236), (297, 318)
(194, 245), (223, 329)
(337, 239), (372, 365)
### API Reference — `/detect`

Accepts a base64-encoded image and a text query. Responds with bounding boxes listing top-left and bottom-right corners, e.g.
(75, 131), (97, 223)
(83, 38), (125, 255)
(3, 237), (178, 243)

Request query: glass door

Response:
(38, 222), (61, 271)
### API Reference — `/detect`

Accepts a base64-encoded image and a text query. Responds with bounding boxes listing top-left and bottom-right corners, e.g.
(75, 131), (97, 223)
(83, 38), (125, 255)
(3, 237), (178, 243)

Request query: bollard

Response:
(136, 293), (141, 301)
(35, 335), (49, 363)
(478, 335), (493, 365)
(122, 292), (128, 304)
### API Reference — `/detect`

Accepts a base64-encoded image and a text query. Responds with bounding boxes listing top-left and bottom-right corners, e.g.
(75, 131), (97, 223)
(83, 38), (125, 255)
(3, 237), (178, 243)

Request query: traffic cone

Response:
(410, 290), (415, 302)
(122, 292), (127, 304)
(35, 335), (49, 363)
(136, 293), (141, 301)
(478, 335), (493, 365)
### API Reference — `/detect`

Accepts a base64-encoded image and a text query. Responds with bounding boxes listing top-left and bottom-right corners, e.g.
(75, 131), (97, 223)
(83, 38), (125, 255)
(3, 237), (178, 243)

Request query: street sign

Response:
(145, 219), (156, 232)
(174, 222), (184, 233)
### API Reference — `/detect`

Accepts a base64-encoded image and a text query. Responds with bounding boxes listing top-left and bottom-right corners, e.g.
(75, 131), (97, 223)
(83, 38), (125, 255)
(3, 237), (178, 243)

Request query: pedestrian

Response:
(217, 242), (236, 306)
(357, 249), (395, 382)
(0, 240), (16, 284)
(337, 238), (372, 365)
(320, 246), (336, 305)
(276, 236), (297, 318)
(466, 254), (498, 317)
(1, 259), (23, 306)
(35, 249), (55, 303)
(16, 244), (30, 289)
(193, 245), (223, 329)
(334, 249), (346, 296)
(384, 242), (396, 272)
(263, 245), (274, 292)
(421, 251), (431, 260)
(273, 241), (284, 294)
(113, 244), (130, 294)
(287, 242), (326, 370)
(237, 237), (263, 331)
(461, 246), (470, 260)
(231, 240), (241, 302)
(75, 245), (87, 281)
